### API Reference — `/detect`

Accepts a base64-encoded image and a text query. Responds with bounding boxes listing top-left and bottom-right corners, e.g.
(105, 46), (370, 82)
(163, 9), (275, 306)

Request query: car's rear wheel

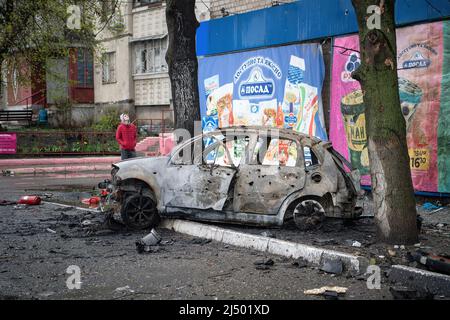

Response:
(293, 197), (330, 231)
(121, 192), (160, 230)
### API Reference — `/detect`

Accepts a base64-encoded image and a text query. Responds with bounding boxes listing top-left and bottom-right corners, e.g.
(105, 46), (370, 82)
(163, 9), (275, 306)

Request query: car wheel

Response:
(121, 192), (160, 230)
(293, 198), (326, 231)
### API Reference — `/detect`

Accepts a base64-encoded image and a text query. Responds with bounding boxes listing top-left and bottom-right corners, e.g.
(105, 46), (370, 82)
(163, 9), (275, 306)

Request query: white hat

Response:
(120, 113), (129, 123)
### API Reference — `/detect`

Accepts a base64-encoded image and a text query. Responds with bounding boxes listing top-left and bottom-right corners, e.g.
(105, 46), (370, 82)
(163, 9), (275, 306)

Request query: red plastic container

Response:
(81, 196), (100, 207)
(18, 196), (42, 205)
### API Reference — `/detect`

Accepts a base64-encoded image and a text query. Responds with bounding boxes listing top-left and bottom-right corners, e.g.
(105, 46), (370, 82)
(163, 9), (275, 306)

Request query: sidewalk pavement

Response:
(0, 156), (120, 167)
(0, 156), (120, 175)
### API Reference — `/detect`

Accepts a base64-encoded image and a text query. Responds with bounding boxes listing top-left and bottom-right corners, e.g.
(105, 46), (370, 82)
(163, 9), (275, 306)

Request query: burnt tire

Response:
(293, 198), (328, 231)
(121, 192), (160, 230)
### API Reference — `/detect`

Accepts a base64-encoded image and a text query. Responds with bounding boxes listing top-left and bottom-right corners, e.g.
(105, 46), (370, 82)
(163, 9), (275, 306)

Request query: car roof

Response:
(170, 126), (330, 159)
(206, 126), (324, 144)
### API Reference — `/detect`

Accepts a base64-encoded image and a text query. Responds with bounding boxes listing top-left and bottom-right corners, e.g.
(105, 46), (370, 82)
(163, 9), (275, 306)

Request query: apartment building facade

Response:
(94, 0), (290, 125)
(95, 0), (211, 126)
(209, 0), (295, 18)
(1, 0), (287, 127)
(93, 1), (134, 119)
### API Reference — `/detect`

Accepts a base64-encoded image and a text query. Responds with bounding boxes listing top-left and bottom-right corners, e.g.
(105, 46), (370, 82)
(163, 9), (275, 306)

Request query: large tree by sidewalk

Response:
(0, 0), (120, 106)
(165, 0), (201, 137)
(351, 0), (418, 244)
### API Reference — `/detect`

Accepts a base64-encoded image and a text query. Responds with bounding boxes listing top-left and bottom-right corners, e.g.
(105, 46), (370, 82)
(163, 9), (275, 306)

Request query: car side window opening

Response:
(170, 138), (198, 165)
(253, 137), (298, 167)
(304, 146), (320, 169)
(203, 136), (249, 168)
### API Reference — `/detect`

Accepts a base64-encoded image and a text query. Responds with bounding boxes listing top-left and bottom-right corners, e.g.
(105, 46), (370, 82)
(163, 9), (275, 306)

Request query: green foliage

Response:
(92, 108), (121, 131)
(16, 131), (119, 154)
(0, 0), (121, 83)
(107, 5), (125, 35)
(53, 99), (73, 129)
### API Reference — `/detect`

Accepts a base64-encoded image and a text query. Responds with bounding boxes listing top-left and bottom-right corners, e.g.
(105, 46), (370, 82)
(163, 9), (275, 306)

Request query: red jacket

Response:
(116, 123), (137, 150)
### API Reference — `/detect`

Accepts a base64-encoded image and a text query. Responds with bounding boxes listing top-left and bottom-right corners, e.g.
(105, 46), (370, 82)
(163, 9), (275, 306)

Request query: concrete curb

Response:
(389, 265), (450, 296)
(160, 219), (368, 274)
(0, 156), (120, 167)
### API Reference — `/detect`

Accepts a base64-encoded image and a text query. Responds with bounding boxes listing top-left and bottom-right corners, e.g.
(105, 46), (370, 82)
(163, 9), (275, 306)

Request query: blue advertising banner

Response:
(198, 43), (328, 141)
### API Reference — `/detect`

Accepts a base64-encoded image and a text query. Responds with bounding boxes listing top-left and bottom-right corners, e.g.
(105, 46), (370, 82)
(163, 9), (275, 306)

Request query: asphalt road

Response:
(0, 203), (393, 300)
(0, 173), (393, 300)
(0, 173), (108, 201)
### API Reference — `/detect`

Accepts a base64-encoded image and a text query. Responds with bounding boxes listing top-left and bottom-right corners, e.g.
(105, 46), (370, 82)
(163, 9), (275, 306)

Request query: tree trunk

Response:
(0, 56), (6, 111)
(351, 0), (418, 244)
(165, 0), (201, 138)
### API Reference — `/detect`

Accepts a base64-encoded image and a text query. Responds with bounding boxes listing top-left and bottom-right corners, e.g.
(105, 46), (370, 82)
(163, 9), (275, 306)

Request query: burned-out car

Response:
(109, 127), (363, 230)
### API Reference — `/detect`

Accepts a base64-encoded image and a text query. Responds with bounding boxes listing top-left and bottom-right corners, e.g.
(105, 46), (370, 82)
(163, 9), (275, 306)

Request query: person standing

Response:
(116, 113), (137, 160)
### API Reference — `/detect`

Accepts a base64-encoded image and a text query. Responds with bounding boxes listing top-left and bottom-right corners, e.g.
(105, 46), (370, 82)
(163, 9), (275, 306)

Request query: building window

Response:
(76, 49), (93, 87)
(102, 52), (116, 84)
(134, 37), (168, 75)
(133, 0), (162, 8)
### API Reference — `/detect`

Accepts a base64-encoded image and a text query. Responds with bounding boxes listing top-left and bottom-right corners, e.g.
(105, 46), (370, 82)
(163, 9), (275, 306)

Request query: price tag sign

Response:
(409, 148), (429, 171)
(0, 133), (17, 154)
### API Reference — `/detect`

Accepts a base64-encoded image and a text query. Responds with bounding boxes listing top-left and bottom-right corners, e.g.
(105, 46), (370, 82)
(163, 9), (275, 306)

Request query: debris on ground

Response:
(255, 265), (271, 270)
(18, 196), (41, 205)
(190, 238), (212, 245)
(344, 240), (362, 247)
(31, 193), (53, 200)
(352, 241), (362, 247)
(136, 229), (162, 254)
(46, 228), (56, 234)
(114, 286), (135, 294)
(322, 290), (340, 300)
(260, 231), (276, 238)
(81, 196), (100, 208)
(254, 258), (275, 270)
(13, 204), (29, 210)
(304, 286), (348, 296)
(355, 274), (368, 281)
(135, 243), (158, 254)
(422, 202), (442, 211)
(388, 249), (396, 257)
(314, 238), (338, 246)
(37, 291), (55, 298)
(0, 200), (16, 206)
(254, 258), (274, 266)
(389, 286), (433, 300)
(81, 220), (92, 227)
(55, 206), (73, 212)
(292, 258), (308, 268)
(408, 250), (450, 275)
(320, 259), (343, 275)
(142, 229), (162, 245)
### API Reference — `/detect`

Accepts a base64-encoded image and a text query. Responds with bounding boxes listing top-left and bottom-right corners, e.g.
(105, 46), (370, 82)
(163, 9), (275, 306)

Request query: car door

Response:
(163, 136), (237, 211)
(233, 134), (306, 215)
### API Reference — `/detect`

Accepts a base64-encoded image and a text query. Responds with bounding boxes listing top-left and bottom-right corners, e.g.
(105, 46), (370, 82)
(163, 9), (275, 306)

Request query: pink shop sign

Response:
(0, 133), (17, 154)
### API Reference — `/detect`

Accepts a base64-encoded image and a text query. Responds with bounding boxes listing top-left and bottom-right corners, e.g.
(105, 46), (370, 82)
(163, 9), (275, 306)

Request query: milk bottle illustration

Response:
(282, 55), (305, 129)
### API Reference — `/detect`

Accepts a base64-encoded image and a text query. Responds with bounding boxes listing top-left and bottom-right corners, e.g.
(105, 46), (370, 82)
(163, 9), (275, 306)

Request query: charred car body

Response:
(109, 127), (363, 230)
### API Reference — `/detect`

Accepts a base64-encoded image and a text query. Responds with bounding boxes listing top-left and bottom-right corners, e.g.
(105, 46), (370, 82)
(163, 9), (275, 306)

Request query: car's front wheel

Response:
(121, 192), (160, 230)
